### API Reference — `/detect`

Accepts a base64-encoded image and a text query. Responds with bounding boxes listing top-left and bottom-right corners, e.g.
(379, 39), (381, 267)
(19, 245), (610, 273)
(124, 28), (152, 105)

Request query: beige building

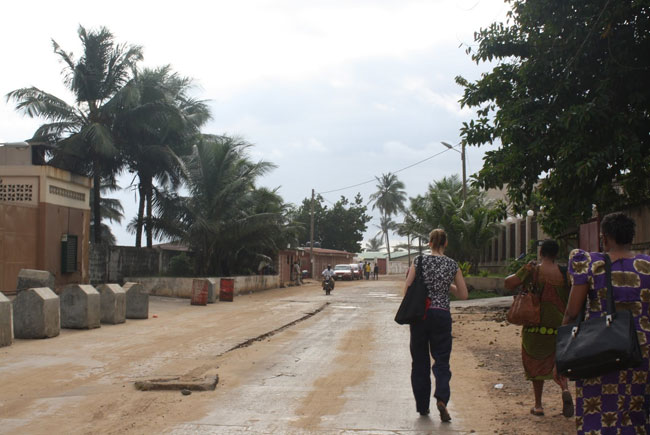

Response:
(0, 143), (91, 295)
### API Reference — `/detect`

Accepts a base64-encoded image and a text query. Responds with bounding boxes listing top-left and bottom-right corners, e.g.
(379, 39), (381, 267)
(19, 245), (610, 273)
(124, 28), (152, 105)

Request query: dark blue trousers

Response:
(409, 309), (452, 413)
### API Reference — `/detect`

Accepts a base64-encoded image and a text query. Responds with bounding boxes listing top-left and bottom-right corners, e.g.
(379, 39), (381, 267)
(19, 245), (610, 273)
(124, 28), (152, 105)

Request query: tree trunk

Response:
(145, 181), (153, 248)
(93, 172), (102, 244)
(385, 230), (391, 261)
(407, 234), (411, 266)
(135, 184), (145, 248)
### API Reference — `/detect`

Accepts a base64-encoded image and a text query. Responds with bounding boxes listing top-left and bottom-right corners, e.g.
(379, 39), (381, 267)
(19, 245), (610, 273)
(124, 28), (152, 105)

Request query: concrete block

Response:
(96, 284), (126, 325)
(207, 278), (219, 304)
(16, 269), (55, 295)
(0, 293), (13, 347)
(13, 287), (60, 339)
(60, 284), (101, 329)
(123, 282), (149, 319)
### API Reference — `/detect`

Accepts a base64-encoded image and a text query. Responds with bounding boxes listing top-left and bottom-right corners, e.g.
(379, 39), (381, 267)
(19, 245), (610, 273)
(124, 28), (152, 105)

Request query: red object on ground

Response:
(191, 279), (208, 305)
(220, 278), (234, 302)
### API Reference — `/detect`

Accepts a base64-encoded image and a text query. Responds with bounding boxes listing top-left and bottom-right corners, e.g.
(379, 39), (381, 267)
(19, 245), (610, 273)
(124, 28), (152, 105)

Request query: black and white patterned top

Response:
(415, 254), (458, 311)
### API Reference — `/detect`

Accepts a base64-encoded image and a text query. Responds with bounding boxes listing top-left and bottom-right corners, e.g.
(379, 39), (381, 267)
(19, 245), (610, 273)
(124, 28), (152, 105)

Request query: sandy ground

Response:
(0, 276), (576, 434)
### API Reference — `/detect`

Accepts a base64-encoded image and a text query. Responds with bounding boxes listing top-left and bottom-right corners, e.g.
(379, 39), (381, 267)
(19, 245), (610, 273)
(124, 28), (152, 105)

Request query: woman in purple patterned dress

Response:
(563, 212), (650, 434)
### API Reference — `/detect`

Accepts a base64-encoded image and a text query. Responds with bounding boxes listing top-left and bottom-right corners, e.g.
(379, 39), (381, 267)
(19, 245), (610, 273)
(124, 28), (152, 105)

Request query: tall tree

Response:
(409, 175), (505, 270)
(116, 66), (211, 247)
(293, 193), (371, 253)
(152, 135), (290, 275)
(369, 172), (407, 260)
(6, 25), (143, 244)
(456, 0), (650, 235)
(375, 215), (397, 256)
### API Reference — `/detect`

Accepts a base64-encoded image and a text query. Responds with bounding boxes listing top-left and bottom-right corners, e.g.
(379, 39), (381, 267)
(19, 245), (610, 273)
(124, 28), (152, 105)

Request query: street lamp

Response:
(441, 141), (466, 201)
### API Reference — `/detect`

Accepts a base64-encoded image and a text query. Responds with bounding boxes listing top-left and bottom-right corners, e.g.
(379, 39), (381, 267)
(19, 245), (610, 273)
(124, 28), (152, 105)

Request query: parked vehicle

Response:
(349, 263), (361, 280)
(333, 264), (354, 280)
(322, 276), (334, 295)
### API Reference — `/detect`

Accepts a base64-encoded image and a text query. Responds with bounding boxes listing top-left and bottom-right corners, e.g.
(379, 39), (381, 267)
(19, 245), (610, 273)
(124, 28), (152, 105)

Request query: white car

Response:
(333, 264), (354, 280)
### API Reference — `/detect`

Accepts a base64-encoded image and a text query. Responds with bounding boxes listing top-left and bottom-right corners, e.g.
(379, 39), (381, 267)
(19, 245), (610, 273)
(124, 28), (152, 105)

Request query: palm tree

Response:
(365, 236), (384, 251)
(375, 215), (397, 257)
(6, 26), (143, 244)
(89, 179), (124, 245)
(152, 135), (284, 275)
(116, 66), (211, 247)
(369, 172), (407, 260)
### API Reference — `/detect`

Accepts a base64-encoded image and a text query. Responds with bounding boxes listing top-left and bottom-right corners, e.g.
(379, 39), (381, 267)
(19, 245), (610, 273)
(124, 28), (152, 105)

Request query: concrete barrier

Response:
(0, 293), (12, 347)
(125, 275), (280, 299)
(207, 278), (218, 303)
(97, 284), (126, 324)
(13, 287), (60, 339)
(16, 269), (55, 295)
(123, 282), (149, 319)
(60, 284), (101, 329)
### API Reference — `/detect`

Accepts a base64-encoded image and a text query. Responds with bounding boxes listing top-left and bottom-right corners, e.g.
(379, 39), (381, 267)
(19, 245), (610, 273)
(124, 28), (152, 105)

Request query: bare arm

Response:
(451, 268), (468, 300)
(402, 265), (416, 296)
(562, 283), (589, 325)
(504, 274), (522, 291)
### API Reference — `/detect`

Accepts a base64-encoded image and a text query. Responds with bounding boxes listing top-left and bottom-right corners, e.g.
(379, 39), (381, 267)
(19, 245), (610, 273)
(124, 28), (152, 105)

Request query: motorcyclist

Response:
(322, 264), (335, 290)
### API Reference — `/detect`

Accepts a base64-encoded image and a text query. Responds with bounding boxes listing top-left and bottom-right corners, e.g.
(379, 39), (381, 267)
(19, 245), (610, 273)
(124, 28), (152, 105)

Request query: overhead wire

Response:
(317, 148), (453, 195)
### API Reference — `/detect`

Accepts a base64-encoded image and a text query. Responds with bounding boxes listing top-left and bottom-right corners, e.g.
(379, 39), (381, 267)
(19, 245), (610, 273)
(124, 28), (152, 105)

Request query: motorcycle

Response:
(322, 276), (334, 295)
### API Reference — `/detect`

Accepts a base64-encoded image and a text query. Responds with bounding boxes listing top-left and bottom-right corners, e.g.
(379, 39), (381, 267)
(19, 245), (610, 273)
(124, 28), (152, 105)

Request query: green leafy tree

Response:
(6, 25), (143, 244)
(456, 0), (650, 235)
(89, 179), (124, 246)
(369, 172), (407, 259)
(293, 193), (370, 253)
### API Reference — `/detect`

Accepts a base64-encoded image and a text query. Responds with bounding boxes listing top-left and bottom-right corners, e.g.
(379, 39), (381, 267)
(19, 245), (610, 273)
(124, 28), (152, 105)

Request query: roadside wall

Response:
(90, 245), (180, 285)
(465, 276), (507, 294)
(125, 275), (281, 298)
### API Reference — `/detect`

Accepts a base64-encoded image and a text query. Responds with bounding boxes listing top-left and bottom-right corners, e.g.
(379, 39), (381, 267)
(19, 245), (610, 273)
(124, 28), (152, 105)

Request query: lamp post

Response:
(441, 141), (466, 201)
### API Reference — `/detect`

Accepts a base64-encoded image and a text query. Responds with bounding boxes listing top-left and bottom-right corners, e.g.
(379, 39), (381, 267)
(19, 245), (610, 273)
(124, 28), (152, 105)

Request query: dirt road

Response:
(0, 277), (575, 434)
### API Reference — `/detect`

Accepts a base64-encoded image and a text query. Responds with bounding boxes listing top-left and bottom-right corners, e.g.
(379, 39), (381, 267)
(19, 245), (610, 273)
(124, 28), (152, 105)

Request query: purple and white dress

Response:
(568, 249), (650, 434)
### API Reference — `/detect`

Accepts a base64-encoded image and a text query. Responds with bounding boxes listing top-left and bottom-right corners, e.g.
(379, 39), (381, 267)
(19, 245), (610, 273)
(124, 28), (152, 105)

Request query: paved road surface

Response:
(0, 277), (498, 434)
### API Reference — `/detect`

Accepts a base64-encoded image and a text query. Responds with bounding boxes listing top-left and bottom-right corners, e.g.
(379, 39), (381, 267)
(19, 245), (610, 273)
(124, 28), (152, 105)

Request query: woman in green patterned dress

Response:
(505, 239), (573, 417)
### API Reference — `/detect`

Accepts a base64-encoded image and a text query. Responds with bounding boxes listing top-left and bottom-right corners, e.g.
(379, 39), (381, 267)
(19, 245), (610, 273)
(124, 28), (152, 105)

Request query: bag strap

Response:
(604, 254), (616, 314)
(577, 253), (615, 323)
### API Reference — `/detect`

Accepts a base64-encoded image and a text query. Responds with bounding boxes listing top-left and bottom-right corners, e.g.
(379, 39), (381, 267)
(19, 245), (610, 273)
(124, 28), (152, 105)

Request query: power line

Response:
(317, 148), (452, 195)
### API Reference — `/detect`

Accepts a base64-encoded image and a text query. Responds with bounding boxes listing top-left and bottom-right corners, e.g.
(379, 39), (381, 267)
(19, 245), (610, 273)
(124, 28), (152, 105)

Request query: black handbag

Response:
(394, 256), (427, 325)
(556, 254), (642, 380)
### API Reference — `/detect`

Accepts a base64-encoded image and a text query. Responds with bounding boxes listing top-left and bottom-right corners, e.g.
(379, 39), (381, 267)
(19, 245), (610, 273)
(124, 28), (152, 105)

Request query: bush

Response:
(458, 261), (472, 276)
(479, 269), (490, 278)
(167, 253), (193, 276)
(507, 252), (537, 275)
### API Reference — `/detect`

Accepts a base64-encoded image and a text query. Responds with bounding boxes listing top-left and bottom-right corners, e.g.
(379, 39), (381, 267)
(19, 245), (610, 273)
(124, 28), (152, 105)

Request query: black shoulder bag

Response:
(555, 254), (642, 380)
(394, 256), (427, 325)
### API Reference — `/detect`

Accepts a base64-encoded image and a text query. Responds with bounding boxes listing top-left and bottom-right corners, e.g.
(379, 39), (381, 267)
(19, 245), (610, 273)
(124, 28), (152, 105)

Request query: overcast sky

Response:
(0, 0), (508, 247)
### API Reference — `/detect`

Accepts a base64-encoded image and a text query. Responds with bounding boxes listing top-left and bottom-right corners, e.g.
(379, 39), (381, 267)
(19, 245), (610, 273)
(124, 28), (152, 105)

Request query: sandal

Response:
(562, 390), (574, 418)
(530, 407), (544, 416)
(437, 401), (451, 422)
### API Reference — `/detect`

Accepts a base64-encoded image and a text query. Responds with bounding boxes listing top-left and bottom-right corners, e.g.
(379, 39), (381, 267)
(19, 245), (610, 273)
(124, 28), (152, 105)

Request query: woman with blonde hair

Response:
(403, 228), (468, 421)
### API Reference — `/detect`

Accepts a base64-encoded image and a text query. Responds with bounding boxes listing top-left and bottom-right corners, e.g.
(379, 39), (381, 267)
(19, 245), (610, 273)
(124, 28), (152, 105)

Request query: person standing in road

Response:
(373, 262), (379, 280)
(403, 228), (468, 422)
(293, 261), (302, 286)
(562, 212), (650, 434)
(358, 260), (364, 280)
(504, 239), (573, 418)
(364, 262), (371, 280)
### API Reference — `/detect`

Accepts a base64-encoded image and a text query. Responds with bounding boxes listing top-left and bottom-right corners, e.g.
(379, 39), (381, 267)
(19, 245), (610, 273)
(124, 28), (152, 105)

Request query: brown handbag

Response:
(506, 266), (541, 326)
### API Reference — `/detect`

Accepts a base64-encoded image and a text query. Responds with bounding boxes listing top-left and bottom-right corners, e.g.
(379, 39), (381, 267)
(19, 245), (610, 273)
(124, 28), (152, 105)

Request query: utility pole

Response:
(310, 188), (315, 278)
(441, 141), (467, 201)
(461, 142), (466, 201)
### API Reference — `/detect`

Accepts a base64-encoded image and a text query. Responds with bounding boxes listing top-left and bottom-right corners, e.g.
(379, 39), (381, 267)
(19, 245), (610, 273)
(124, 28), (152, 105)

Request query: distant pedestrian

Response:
(364, 262), (371, 280)
(373, 263), (379, 280)
(358, 261), (364, 280)
(293, 261), (302, 286)
(404, 228), (468, 421)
